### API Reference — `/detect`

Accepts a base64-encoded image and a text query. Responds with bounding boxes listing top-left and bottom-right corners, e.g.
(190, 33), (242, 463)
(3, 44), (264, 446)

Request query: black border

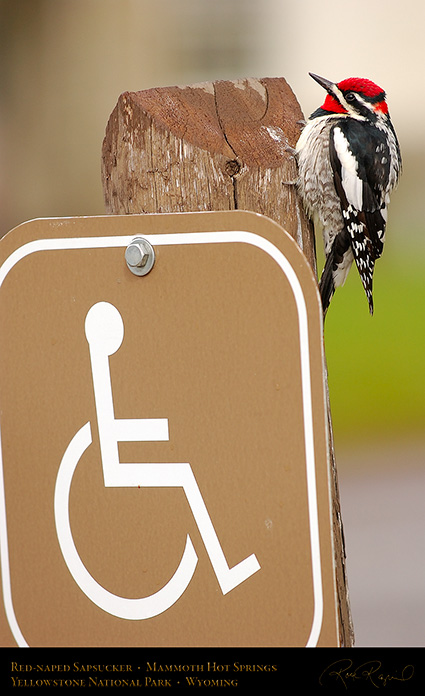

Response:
(1, 647), (423, 692)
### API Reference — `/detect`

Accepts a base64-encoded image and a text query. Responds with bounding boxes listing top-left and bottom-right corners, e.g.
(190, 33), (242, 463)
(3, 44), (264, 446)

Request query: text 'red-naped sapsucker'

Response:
(296, 73), (401, 315)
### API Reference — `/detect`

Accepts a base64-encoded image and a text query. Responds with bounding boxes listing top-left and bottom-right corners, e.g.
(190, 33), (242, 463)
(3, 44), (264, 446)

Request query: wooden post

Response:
(101, 76), (354, 646)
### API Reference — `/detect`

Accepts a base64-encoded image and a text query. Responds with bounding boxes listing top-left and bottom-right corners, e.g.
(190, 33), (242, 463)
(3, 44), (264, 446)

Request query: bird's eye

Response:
(345, 92), (356, 102)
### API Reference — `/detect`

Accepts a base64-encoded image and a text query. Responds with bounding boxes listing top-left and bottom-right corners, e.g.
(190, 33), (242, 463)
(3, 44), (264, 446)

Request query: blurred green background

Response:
(1, 0), (424, 647)
(325, 248), (425, 443)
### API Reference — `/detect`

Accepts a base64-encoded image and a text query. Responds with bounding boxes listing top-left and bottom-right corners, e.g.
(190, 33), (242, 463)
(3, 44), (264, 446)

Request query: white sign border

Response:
(0, 228), (328, 648)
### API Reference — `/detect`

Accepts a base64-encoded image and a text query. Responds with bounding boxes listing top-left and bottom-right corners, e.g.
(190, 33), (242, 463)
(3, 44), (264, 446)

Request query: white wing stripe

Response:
(333, 127), (363, 210)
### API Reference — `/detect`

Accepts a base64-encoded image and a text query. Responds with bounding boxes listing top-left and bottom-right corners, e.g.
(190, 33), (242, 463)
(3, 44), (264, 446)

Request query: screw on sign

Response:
(124, 237), (156, 276)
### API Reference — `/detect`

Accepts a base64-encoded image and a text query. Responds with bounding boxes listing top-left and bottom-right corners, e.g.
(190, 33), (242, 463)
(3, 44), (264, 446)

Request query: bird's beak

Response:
(309, 72), (335, 94)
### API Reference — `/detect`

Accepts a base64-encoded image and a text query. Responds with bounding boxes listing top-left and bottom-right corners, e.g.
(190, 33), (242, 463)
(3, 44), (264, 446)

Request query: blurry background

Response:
(0, 0), (423, 646)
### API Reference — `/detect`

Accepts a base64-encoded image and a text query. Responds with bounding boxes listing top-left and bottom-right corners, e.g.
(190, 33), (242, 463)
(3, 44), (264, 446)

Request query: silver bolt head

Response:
(125, 243), (148, 267)
(125, 237), (155, 276)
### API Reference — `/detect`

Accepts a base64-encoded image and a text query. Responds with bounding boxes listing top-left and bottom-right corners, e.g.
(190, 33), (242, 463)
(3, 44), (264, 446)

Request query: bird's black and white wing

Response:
(327, 120), (391, 314)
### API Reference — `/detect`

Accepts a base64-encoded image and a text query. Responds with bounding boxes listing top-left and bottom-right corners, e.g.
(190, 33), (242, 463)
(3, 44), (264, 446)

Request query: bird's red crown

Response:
(322, 77), (388, 115)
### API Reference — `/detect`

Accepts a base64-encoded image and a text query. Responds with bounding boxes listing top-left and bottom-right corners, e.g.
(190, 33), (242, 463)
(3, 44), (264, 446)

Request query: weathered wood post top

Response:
(102, 77), (316, 272)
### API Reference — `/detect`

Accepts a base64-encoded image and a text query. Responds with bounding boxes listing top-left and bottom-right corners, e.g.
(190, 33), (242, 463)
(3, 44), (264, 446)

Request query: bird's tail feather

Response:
(319, 251), (335, 317)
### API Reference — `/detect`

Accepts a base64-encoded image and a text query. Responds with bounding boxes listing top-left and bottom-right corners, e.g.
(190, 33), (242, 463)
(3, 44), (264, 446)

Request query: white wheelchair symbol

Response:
(54, 302), (260, 620)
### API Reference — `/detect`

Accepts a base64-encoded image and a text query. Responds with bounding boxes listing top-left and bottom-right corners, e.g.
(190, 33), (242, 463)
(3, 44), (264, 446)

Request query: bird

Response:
(295, 72), (402, 316)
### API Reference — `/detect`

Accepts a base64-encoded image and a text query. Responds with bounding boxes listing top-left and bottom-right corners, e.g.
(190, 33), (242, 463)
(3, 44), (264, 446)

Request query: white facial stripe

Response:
(331, 85), (353, 112)
(331, 85), (343, 101)
(333, 127), (363, 210)
(331, 86), (367, 120)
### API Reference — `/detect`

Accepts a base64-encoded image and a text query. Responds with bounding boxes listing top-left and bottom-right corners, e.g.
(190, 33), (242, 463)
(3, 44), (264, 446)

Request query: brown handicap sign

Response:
(0, 210), (339, 647)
